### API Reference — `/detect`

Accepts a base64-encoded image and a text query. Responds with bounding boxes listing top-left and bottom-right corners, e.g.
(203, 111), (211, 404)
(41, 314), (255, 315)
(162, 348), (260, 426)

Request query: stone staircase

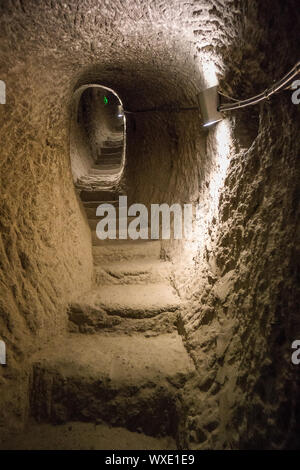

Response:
(75, 130), (125, 190)
(2, 190), (195, 450)
(93, 134), (124, 170)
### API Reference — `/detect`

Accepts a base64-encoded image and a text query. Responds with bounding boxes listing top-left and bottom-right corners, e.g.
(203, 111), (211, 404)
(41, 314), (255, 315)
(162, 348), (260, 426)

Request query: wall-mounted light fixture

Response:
(197, 60), (300, 127)
(117, 104), (124, 118)
(197, 85), (222, 127)
(0, 340), (6, 365)
(0, 80), (6, 104)
(122, 61), (299, 125)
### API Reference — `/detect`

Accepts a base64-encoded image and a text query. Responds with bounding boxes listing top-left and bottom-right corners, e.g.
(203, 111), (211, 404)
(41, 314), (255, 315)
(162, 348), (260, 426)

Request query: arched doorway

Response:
(70, 84), (126, 191)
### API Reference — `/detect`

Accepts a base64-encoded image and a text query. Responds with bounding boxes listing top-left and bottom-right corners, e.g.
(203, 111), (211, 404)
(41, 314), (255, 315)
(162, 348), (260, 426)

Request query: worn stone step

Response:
(80, 190), (122, 202)
(95, 157), (122, 164)
(92, 239), (161, 262)
(95, 155), (122, 162)
(92, 164), (121, 171)
(88, 211), (150, 232)
(68, 305), (178, 336)
(92, 231), (167, 245)
(0, 422), (176, 450)
(29, 333), (195, 438)
(69, 305), (178, 335)
(86, 166), (121, 175)
(75, 179), (119, 192)
(101, 146), (123, 154)
(94, 161), (122, 168)
(104, 134), (123, 141)
(88, 216), (147, 229)
(84, 201), (118, 216)
(103, 140), (123, 147)
(88, 214), (141, 227)
(96, 157), (122, 163)
(103, 137), (123, 144)
(94, 259), (172, 285)
(70, 283), (180, 320)
(90, 167), (122, 176)
(87, 207), (137, 220)
(92, 230), (150, 244)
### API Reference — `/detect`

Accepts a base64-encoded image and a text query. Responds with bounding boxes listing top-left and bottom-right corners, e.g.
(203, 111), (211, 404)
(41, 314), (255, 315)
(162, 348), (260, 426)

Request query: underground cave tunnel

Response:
(0, 0), (299, 452)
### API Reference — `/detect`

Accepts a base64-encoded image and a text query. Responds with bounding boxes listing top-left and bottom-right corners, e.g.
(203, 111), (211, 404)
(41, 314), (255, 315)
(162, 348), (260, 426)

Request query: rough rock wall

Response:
(0, 1), (95, 439)
(178, 0), (300, 450)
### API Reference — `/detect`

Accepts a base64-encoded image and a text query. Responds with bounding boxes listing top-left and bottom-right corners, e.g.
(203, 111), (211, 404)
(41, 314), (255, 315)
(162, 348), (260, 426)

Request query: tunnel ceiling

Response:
(0, 0), (242, 110)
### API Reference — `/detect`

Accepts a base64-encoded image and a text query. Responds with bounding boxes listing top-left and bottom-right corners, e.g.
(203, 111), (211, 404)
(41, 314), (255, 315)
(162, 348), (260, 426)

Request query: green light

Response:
(104, 96), (108, 105)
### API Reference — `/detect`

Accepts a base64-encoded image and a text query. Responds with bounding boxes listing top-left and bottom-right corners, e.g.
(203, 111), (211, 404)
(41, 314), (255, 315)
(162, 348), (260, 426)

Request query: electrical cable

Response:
(124, 106), (198, 114)
(218, 60), (300, 112)
(122, 61), (300, 115)
(218, 91), (239, 102)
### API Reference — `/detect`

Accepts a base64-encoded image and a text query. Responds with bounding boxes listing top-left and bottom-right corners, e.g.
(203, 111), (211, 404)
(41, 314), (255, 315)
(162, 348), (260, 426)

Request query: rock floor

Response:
(1, 190), (195, 450)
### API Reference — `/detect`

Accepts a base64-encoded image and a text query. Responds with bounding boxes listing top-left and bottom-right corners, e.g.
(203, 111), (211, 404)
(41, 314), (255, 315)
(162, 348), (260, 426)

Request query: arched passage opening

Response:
(70, 84), (126, 191)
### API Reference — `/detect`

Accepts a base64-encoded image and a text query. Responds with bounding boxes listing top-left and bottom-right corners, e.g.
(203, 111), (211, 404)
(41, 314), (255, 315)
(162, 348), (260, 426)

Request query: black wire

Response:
(124, 106), (198, 114)
(123, 61), (300, 115)
(218, 60), (300, 112)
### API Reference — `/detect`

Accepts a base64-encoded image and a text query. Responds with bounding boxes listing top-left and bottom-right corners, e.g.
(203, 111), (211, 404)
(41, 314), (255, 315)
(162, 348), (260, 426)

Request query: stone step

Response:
(104, 137), (123, 143)
(29, 333), (195, 437)
(103, 140), (123, 147)
(92, 239), (161, 262)
(101, 146), (123, 154)
(95, 154), (122, 160)
(86, 206), (137, 219)
(83, 200), (119, 211)
(95, 154), (122, 161)
(97, 162), (122, 168)
(75, 180), (119, 192)
(96, 156), (122, 162)
(104, 133), (123, 141)
(0, 422), (176, 450)
(91, 230), (151, 245)
(80, 190), (122, 202)
(90, 168), (122, 176)
(86, 167), (121, 175)
(92, 164), (121, 171)
(88, 215), (137, 226)
(94, 259), (172, 285)
(70, 283), (180, 320)
(95, 156), (122, 164)
(69, 309), (178, 335)
(88, 216), (147, 229)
